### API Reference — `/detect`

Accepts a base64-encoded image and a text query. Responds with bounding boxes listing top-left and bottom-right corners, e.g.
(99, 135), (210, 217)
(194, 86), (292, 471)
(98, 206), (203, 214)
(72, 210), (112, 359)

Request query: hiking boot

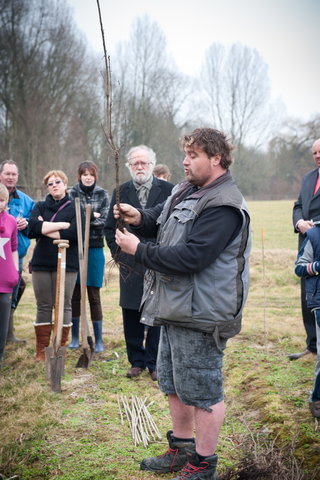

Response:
(309, 400), (320, 418)
(140, 430), (195, 473)
(170, 453), (218, 480)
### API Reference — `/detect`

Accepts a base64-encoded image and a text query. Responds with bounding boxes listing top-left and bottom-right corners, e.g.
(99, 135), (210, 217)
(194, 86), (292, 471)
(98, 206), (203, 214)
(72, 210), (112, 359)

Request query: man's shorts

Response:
(157, 324), (225, 412)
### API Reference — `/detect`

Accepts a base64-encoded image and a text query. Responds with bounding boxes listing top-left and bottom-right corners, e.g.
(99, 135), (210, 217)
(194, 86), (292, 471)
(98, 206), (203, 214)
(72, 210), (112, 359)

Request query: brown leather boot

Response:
(34, 325), (52, 362)
(61, 327), (70, 346)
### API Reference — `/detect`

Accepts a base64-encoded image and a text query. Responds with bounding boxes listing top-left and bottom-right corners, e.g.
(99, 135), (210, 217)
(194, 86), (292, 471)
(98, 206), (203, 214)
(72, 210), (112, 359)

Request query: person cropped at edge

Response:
(114, 128), (251, 480)
(68, 161), (110, 353)
(105, 145), (173, 381)
(0, 184), (19, 367)
(0, 160), (34, 344)
(294, 223), (320, 419)
(292, 138), (320, 360)
(28, 170), (81, 362)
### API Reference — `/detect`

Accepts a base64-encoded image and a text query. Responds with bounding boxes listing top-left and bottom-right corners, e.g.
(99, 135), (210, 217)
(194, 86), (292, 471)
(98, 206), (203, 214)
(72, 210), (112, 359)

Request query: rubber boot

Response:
(0, 310), (10, 365)
(6, 308), (27, 344)
(92, 320), (105, 353)
(61, 326), (71, 346)
(34, 324), (52, 362)
(68, 317), (80, 349)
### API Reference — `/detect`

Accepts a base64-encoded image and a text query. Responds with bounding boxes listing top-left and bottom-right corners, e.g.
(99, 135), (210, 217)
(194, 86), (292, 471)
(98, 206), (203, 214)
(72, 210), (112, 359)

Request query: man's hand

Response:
(16, 217), (28, 231)
(298, 220), (314, 234)
(113, 203), (141, 226)
(115, 228), (140, 255)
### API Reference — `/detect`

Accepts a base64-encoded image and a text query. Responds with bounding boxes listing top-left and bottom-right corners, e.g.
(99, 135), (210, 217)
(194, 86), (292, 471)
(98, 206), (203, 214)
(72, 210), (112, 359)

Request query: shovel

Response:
(75, 200), (94, 368)
(45, 239), (69, 393)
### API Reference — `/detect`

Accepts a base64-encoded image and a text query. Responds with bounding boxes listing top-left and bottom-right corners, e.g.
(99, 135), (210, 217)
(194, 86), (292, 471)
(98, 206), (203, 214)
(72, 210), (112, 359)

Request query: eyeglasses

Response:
(128, 161), (151, 169)
(47, 180), (63, 187)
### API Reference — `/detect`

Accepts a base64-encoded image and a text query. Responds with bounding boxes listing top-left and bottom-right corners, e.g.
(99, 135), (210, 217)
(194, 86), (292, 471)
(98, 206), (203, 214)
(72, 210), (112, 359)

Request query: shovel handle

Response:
(53, 239), (69, 349)
(80, 204), (92, 348)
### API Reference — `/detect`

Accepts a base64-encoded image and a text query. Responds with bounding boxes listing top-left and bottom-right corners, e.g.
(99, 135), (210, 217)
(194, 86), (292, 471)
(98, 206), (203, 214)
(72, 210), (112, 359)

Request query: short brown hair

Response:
(181, 128), (234, 169)
(0, 159), (18, 174)
(77, 161), (98, 181)
(43, 170), (68, 186)
(153, 164), (171, 180)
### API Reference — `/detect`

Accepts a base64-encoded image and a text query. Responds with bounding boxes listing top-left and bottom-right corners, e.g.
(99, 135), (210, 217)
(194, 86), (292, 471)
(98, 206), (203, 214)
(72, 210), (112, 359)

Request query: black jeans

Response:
(0, 293), (12, 361)
(122, 308), (160, 372)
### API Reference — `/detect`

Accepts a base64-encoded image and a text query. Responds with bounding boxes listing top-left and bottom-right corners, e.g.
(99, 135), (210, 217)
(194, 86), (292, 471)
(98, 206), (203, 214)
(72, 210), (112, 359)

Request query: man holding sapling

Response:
(114, 128), (251, 480)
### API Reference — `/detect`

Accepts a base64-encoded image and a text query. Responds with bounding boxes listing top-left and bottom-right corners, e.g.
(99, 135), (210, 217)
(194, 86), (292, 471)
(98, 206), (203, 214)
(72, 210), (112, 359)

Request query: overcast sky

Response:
(67, 0), (319, 122)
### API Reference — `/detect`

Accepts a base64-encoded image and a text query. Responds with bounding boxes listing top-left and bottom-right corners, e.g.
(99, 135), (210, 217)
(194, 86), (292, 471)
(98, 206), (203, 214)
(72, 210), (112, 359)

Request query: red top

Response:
(0, 210), (19, 293)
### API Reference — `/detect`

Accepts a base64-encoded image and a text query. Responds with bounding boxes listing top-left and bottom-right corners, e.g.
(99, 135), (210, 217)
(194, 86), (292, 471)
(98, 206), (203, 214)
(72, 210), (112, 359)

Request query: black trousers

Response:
(71, 283), (103, 321)
(122, 308), (160, 372)
(301, 277), (317, 353)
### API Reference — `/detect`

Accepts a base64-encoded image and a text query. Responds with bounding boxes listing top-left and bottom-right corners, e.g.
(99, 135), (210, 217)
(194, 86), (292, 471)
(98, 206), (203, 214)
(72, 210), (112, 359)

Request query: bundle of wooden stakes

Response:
(117, 395), (162, 447)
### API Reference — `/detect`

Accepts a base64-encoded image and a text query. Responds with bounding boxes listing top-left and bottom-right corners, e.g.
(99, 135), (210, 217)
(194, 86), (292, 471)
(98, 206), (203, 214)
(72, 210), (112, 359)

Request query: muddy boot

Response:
(6, 308), (27, 344)
(61, 326), (71, 346)
(140, 430), (195, 473)
(92, 320), (105, 353)
(68, 317), (80, 349)
(34, 324), (52, 362)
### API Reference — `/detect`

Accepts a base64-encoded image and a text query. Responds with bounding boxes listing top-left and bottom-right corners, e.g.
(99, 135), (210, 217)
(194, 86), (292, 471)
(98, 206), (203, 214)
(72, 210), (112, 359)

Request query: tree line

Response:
(1, 0), (319, 199)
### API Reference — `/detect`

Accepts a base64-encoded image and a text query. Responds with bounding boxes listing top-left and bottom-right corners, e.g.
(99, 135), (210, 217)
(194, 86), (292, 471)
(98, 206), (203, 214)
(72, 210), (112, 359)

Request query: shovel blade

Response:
(45, 346), (66, 392)
(75, 348), (92, 369)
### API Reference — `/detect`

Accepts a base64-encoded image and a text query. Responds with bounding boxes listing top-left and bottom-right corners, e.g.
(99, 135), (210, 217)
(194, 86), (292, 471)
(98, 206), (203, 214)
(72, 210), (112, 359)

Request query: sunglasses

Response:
(47, 180), (63, 187)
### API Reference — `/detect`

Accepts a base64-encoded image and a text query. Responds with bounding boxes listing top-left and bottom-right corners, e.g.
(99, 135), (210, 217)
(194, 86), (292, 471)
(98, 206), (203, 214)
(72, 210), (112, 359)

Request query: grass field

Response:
(1, 200), (320, 480)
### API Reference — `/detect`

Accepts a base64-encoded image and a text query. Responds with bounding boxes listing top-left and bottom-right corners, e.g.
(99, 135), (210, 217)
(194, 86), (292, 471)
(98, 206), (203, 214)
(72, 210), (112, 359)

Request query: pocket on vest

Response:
(157, 274), (193, 322)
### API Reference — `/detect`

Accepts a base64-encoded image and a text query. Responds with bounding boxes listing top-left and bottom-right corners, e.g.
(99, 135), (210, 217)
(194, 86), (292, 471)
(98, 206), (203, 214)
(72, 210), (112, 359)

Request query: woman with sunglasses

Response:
(28, 170), (81, 361)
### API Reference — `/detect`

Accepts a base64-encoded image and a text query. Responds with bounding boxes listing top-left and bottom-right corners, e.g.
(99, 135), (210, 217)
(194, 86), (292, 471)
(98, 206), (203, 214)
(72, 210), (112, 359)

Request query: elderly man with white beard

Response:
(105, 145), (173, 381)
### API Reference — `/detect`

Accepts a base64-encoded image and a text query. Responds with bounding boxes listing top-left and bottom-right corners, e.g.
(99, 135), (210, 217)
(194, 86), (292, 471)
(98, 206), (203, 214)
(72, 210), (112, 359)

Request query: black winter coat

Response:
(28, 194), (80, 272)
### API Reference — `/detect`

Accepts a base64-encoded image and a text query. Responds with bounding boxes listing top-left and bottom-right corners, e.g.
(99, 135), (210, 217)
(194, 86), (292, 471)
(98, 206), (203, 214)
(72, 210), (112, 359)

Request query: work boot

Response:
(92, 320), (105, 353)
(170, 453), (218, 480)
(6, 308), (27, 344)
(140, 430), (195, 473)
(34, 324), (52, 362)
(68, 317), (80, 349)
(61, 326), (71, 346)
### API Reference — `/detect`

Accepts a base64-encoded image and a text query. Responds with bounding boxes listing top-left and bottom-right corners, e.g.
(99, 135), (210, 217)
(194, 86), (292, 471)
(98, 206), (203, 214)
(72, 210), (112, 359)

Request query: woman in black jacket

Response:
(28, 170), (80, 361)
(69, 161), (109, 352)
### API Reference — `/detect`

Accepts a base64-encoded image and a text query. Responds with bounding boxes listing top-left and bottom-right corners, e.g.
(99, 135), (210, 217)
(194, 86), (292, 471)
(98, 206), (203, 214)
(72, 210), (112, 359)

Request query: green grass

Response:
(1, 200), (319, 480)
(247, 199), (297, 250)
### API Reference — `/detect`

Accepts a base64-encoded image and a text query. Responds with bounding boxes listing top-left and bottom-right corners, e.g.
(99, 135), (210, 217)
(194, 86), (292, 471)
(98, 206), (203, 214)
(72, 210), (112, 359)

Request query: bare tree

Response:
(109, 14), (191, 181)
(0, 0), (104, 195)
(201, 42), (274, 148)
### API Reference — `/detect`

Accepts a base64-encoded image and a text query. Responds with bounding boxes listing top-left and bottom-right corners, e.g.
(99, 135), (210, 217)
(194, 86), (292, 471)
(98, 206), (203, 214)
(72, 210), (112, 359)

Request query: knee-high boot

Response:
(68, 317), (80, 349)
(6, 308), (27, 344)
(92, 320), (105, 353)
(61, 326), (71, 346)
(34, 324), (52, 362)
